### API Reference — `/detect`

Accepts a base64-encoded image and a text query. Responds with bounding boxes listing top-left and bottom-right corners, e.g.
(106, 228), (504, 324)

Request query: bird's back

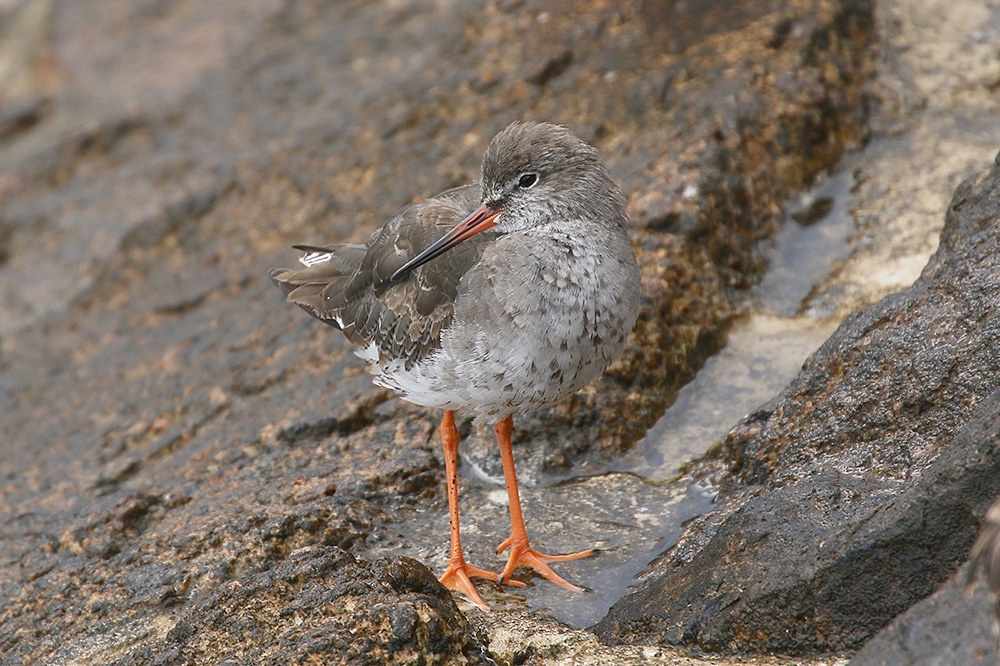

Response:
(270, 184), (490, 371)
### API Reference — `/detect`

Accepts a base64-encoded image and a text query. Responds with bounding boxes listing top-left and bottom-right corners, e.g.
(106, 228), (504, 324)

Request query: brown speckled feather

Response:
(269, 184), (491, 369)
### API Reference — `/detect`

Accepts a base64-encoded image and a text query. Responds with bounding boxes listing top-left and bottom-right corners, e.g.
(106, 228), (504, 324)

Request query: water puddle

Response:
(361, 163), (860, 628)
(618, 167), (857, 482)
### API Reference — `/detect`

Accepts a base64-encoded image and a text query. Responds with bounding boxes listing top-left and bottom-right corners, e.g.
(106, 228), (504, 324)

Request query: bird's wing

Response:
(269, 184), (489, 369)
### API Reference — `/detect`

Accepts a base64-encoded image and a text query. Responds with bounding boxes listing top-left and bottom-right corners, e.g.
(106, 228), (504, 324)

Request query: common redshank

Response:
(270, 121), (640, 609)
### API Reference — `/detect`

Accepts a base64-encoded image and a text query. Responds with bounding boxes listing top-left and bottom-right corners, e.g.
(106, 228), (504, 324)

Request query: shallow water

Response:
(616, 167), (857, 483)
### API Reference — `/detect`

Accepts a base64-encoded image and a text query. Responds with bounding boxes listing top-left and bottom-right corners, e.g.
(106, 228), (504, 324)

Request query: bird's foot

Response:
(439, 557), (503, 611)
(497, 536), (593, 591)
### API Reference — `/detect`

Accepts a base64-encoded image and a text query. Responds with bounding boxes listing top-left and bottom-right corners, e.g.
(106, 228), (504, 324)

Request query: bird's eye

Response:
(517, 172), (539, 189)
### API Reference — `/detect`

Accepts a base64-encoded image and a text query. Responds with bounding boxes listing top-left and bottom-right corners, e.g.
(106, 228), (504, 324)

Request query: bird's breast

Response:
(408, 220), (638, 418)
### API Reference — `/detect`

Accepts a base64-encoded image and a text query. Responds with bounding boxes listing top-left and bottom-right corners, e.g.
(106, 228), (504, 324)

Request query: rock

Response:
(471, 611), (796, 666)
(0, 0), (877, 663)
(846, 496), (1000, 666)
(594, 155), (1000, 654)
(45, 545), (486, 665)
(848, 564), (1000, 666)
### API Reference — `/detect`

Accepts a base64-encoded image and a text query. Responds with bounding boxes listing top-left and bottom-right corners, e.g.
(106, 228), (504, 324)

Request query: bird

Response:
(968, 497), (1000, 631)
(270, 121), (640, 609)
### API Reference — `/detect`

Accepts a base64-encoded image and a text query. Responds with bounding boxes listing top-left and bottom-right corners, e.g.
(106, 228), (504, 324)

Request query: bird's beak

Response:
(391, 204), (502, 281)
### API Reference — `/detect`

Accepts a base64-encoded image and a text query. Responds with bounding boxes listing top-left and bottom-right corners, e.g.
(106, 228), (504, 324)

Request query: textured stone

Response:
(595, 155), (1000, 654)
(0, 0), (875, 662)
(848, 564), (1000, 666)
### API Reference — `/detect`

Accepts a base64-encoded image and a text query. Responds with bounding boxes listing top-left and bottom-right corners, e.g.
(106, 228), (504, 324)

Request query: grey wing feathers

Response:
(269, 184), (485, 369)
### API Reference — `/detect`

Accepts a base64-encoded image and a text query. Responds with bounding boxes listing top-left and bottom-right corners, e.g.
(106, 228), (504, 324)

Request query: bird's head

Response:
(480, 121), (626, 234)
(391, 121), (626, 281)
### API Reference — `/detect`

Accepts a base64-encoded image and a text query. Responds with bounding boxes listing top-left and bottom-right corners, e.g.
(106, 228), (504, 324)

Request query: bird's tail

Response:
(269, 244), (366, 326)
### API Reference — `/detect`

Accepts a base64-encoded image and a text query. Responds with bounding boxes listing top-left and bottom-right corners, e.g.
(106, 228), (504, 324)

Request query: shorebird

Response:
(270, 121), (640, 609)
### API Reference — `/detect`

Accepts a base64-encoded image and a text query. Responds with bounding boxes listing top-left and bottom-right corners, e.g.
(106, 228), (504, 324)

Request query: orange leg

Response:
(494, 415), (593, 590)
(437, 410), (500, 610)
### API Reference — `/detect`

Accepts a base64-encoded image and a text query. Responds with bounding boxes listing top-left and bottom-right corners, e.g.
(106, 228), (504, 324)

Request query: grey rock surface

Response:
(849, 564), (1000, 666)
(7, 0), (967, 663)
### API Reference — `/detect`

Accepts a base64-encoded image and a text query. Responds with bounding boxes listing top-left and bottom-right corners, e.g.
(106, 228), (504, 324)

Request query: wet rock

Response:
(806, 0), (1000, 319)
(847, 498), (1000, 666)
(472, 611), (774, 666)
(524, 49), (574, 87)
(2, 486), (483, 664)
(0, 95), (50, 143)
(0, 0), (876, 663)
(114, 547), (485, 665)
(848, 563), (1000, 666)
(595, 155), (1000, 654)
